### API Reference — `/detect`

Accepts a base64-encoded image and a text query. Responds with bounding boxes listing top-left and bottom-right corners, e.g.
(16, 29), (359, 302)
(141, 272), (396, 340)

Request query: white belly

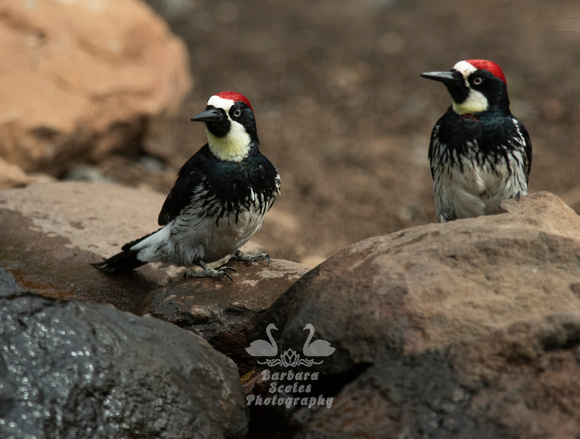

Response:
(434, 149), (528, 222)
(131, 194), (275, 267)
(166, 207), (265, 265)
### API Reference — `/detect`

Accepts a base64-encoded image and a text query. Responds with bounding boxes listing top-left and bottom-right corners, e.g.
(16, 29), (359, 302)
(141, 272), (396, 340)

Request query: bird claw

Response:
(229, 250), (271, 266)
(185, 263), (236, 282)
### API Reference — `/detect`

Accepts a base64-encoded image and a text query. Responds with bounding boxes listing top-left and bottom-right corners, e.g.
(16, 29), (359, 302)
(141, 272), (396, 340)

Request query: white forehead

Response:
(453, 60), (477, 78)
(207, 95), (235, 111)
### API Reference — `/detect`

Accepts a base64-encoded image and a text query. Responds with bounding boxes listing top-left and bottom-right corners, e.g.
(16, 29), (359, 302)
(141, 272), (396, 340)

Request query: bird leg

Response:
(229, 250), (271, 266)
(185, 260), (236, 282)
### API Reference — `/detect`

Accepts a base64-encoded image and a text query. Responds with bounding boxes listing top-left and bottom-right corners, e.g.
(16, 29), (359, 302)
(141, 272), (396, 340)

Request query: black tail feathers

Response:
(92, 249), (146, 273)
(92, 229), (162, 273)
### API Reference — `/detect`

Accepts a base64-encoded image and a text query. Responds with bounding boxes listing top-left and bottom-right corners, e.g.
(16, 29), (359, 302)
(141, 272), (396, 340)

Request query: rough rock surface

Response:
(0, 181), (293, 315)
(259, 192), (580, 362)
(280, 312), (580, 439)
(149, 258), (311, 373)
(244, 192), (580, 438)
(0, 0), (192, 175)
(0, 182), (169, 313)
(0, 267), (248, 439)
(448, 312), (580, 439)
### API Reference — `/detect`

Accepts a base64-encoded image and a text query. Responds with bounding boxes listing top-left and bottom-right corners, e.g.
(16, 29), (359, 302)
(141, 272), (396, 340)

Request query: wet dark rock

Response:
(0, 268), (248, 439)
(148, 258), (311, 373)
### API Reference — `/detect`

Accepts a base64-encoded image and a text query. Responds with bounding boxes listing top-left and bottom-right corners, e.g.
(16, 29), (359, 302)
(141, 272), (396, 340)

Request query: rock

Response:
(148, 258), (311, 373)
(448, 312), (580, 439)
(559, 184), (580, 215)
(282, 312), (580, 439)
(244, 192), (580, 437)
(0, 181), (171, 313)
(0, 267), (248, 439)
(0, 156), (35, 189)
(259, 191), (580, 362)
(0, 181), (293, 315)
(0, 0), (192, 175)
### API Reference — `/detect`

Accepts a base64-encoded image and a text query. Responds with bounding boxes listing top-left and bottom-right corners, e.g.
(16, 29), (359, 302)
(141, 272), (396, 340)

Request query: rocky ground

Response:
(3, 184), (580, 438)
(3, 0), (580, 438)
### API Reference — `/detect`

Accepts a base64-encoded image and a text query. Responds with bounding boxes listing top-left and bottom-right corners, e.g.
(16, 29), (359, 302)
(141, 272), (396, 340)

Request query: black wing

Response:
(427, 119), (442, 180)
(513, 117), (532, 182)
(158, 145), (212, 225)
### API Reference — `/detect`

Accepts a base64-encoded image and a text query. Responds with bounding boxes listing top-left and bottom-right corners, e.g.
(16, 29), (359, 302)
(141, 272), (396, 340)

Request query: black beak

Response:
(421, 70), (463, 86)
(190, 107), (224, 123)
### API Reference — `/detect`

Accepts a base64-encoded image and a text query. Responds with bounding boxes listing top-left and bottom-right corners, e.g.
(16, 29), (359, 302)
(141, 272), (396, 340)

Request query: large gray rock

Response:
(244, 192), (580, 438)
(0, 268), (248, 439)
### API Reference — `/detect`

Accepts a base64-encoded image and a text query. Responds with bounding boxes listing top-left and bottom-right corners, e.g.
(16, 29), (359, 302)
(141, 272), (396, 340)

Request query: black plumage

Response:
(159, 144), (279, 226)
(93, 91), (280, 279)
(422, 60), (532, 222)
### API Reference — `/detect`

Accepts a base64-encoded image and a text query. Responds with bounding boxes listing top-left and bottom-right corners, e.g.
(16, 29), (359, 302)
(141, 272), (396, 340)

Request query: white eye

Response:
(233, 108), (242, 118)
(473, 77), (483, 85)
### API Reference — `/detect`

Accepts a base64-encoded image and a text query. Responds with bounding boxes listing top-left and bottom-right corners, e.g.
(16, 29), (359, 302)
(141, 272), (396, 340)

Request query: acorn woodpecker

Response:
(421, 60), (532, 222)
(93, 91), (281, 279)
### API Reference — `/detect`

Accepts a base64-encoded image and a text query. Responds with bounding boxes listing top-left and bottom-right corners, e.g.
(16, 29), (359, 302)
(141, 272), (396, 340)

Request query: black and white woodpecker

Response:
(421, 59), (532, 223)
(93, 91), (281, 279)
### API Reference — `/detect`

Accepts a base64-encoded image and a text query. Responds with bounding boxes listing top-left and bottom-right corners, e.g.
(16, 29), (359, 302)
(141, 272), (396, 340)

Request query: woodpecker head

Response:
(421, 60), (510, 115)
(191, 91), (258, 162)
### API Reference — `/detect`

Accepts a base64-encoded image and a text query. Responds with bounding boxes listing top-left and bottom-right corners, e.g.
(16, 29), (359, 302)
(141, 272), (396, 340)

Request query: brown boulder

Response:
(0, 0), (192, 175)
(449, 312), (580, 439)
(245, 192), (580, 437)
(281, 312), (580, 439)
(260, 192), (580, 364)
(0, 156), (36, 189)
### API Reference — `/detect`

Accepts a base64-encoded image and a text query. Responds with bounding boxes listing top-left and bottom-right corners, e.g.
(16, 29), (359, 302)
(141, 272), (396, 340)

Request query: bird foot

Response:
(185, 262), (236, 282)
(229, 250), (271, 266)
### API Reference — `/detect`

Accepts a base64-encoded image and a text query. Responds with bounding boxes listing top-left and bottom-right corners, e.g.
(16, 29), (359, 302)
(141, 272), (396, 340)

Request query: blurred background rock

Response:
(2, 0), (579, 265)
